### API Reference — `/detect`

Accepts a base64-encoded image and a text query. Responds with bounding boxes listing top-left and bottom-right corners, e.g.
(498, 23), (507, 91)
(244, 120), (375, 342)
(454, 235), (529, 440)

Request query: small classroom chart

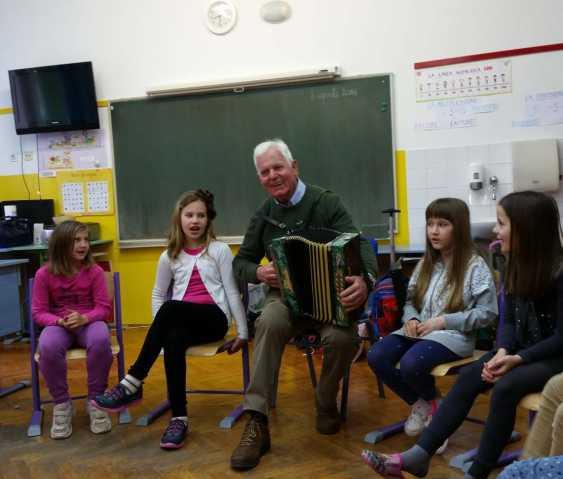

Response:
(415, 58), (512, 102)
(57, 169), (114, 215)
(62, 182), (85, 214)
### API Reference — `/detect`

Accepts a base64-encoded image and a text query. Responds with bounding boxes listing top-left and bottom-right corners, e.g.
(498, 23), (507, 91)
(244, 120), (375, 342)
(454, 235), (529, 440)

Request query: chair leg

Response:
(28, 352), (44, 437)
(269, 370), (279, 409)
(340, 368), (350, 421)
(376, 375), (386, 399)
(136, 399), (171, 426)
(364, 420), (407, 444)
(449, 429), (522, 470)
(119, 409), (132, 424)
(219, 404), (246, 429)
(27, 409), (44, 437)
(0, 380), (29, 398)
(306, 347), (317, 388)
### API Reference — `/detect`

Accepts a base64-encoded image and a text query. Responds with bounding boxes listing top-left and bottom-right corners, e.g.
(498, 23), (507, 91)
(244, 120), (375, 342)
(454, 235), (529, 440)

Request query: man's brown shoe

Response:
(230, 413), (271, 470)
(316, 407), (341, 435)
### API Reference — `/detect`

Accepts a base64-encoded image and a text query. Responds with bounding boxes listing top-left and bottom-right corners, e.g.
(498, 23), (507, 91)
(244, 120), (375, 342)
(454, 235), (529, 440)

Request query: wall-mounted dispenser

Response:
(469, 162), (485, 190)
(512, 139), (560, 192)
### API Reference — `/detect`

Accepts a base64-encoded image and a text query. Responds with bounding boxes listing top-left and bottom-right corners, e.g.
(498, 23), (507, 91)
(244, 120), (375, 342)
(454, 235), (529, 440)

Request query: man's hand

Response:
(416, 316), (446, 336)
(403, 319), (419, 338)
(339, 275), (368, 312)
(63, 311), (89, 330)
(256, 262), (280, 288)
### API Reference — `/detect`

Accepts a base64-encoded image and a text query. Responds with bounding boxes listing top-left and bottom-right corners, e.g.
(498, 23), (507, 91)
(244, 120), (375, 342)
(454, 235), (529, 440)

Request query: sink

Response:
(471, 219), (496, 240)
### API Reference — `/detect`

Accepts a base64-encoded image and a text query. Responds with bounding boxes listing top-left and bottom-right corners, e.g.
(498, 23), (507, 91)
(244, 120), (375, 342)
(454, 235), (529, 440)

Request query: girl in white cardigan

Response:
(93, 189), (248, 449)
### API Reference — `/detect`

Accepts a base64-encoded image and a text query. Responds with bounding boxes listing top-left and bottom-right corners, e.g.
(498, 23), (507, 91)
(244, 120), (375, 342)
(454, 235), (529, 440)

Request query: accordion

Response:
(270, 229), (362, 328)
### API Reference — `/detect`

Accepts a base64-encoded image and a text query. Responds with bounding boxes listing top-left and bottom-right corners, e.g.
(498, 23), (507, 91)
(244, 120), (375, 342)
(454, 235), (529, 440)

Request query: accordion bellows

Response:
(270, 229), (362, 328)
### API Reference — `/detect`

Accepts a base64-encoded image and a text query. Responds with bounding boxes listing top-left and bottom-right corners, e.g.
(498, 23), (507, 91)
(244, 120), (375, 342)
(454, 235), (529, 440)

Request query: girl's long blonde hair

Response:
(47, 220), (94, 276)
(413, 198), (476, 313)
(167, 189), (217, 259)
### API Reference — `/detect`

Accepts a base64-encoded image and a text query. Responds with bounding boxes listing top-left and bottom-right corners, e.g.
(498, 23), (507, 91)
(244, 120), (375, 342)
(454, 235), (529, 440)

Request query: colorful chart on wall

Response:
(38, 130), (108, 174)
(56, 169), (114, 215)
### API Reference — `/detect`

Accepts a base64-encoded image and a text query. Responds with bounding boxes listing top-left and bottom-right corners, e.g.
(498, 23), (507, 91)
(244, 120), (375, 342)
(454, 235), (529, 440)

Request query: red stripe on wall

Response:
(414, 43), (563, 70)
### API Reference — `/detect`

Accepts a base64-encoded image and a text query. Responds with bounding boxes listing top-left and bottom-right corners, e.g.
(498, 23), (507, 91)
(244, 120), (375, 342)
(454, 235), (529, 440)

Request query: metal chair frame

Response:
(27, 272), (131, 437)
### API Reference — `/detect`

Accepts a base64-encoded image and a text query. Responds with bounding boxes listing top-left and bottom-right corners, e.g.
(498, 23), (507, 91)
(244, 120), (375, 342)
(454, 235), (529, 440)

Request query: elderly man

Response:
(230, 138), (377, 470)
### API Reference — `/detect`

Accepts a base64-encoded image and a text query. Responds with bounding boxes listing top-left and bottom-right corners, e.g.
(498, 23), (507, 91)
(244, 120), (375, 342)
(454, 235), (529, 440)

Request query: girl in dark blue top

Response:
(362, 190), (563, 479)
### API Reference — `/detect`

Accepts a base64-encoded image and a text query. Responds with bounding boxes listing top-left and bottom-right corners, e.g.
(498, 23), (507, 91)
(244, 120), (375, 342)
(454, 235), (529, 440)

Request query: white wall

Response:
(2, 0), (563, 228)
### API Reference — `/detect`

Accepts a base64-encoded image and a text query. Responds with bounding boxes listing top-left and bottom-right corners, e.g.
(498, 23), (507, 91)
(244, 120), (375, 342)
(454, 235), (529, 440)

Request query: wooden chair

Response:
(27, 272), (131, 437)
(363, 349), (488, 445)
(134, 331), (250, 429)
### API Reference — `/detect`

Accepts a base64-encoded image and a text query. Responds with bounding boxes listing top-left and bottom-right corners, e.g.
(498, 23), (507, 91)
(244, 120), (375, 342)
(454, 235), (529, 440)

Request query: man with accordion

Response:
(230, 138), (378, 471)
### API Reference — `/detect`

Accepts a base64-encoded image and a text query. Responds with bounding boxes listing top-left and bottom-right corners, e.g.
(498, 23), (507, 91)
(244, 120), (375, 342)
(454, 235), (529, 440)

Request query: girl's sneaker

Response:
(404, 399), (432, 436)
(160, 418), (188, 450)
(86, 401), (112, 434)
(51, 401), (73, 439)
(91, 383), (143, 413)
(361, 450), (405, 478)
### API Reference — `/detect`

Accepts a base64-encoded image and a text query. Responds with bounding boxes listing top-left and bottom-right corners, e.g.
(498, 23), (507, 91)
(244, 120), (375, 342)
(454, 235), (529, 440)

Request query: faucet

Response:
(489, 176), (498, 200)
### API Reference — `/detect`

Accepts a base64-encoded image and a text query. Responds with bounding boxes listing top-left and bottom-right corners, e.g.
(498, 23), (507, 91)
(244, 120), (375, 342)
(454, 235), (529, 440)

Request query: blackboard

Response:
(110, 75), (394, 244)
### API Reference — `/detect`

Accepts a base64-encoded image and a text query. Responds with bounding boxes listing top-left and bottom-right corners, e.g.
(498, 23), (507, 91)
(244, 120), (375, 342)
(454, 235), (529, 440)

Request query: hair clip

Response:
(197, 189), (214, 202)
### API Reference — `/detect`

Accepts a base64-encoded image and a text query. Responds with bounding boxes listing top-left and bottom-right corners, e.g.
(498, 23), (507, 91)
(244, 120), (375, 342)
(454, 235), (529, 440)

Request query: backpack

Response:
(366, 268), (409, 338)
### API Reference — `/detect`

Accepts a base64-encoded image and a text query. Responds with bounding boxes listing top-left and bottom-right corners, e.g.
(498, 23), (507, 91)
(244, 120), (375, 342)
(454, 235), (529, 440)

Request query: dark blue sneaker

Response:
(160, 418), (188, 449)
(91, 383), (143, 413)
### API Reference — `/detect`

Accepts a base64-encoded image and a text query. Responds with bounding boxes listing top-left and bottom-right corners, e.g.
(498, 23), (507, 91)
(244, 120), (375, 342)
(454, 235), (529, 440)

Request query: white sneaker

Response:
(51, 401), (73, 439)
(87, 401), (112, 434)
(404, 399), (432, 437)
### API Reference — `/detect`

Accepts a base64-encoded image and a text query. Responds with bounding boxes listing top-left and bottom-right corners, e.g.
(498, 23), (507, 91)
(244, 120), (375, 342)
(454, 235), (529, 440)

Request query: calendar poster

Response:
(57, 169), (114, 216)
(415, 58), (512, 102)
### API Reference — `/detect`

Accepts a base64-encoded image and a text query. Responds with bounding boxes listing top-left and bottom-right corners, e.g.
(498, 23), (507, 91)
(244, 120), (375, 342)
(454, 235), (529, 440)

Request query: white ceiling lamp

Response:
(260, 1), (292, 24)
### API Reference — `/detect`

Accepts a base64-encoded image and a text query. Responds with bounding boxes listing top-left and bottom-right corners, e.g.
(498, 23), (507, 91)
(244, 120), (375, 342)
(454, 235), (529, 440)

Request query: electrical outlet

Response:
(23, 151), (34, 162)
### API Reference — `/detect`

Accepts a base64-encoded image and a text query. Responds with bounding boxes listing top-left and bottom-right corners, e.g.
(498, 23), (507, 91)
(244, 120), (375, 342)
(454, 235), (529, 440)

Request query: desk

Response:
(0, 258), (30, 398)
(377, 244), (425, 255)
(0, 239), (113, 265)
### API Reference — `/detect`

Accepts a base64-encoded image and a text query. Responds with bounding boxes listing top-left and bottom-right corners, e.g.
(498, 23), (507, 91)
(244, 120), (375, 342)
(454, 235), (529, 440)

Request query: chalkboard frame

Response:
(110, 74), (396, 247)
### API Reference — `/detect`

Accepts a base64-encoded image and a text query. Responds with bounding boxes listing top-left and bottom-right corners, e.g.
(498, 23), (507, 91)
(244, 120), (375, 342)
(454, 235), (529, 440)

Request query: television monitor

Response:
(8, 61), (99, 135)
(1, 199), (55, 226)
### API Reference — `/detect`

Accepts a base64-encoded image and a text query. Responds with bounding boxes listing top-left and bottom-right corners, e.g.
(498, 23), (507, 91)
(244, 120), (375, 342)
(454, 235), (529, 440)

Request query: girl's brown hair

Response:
(47, 220), (94, 276)
(413, 198), (476, 313)
(167, 189), (217, 259)
(500, 191), (563, 298)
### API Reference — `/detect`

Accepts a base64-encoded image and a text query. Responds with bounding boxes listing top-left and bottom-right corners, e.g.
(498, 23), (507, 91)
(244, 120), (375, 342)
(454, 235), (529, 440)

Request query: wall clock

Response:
(206, 0), (238, 35)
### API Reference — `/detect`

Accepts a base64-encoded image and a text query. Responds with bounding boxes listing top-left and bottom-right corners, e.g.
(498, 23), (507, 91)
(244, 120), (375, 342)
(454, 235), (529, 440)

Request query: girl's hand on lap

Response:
(485, 354), (522, 380)
(416, 316), (445, 336)
(64, 311), (88, 329)
(403, 319), (419, 338)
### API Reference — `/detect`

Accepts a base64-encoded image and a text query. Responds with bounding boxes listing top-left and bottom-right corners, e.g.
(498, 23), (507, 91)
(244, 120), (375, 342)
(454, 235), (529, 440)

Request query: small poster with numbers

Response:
(87, 181), (110, 212)
(62, 182), (85, 214)
(57, 169), (114, 216)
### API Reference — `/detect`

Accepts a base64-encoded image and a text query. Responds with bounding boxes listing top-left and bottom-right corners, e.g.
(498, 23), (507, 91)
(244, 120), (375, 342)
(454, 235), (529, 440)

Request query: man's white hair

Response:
(253, 138), (294, 169)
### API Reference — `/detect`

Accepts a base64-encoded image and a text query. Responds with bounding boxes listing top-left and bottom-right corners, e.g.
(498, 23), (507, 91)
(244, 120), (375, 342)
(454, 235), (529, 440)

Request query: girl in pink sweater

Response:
(32, 220), (112, 439)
